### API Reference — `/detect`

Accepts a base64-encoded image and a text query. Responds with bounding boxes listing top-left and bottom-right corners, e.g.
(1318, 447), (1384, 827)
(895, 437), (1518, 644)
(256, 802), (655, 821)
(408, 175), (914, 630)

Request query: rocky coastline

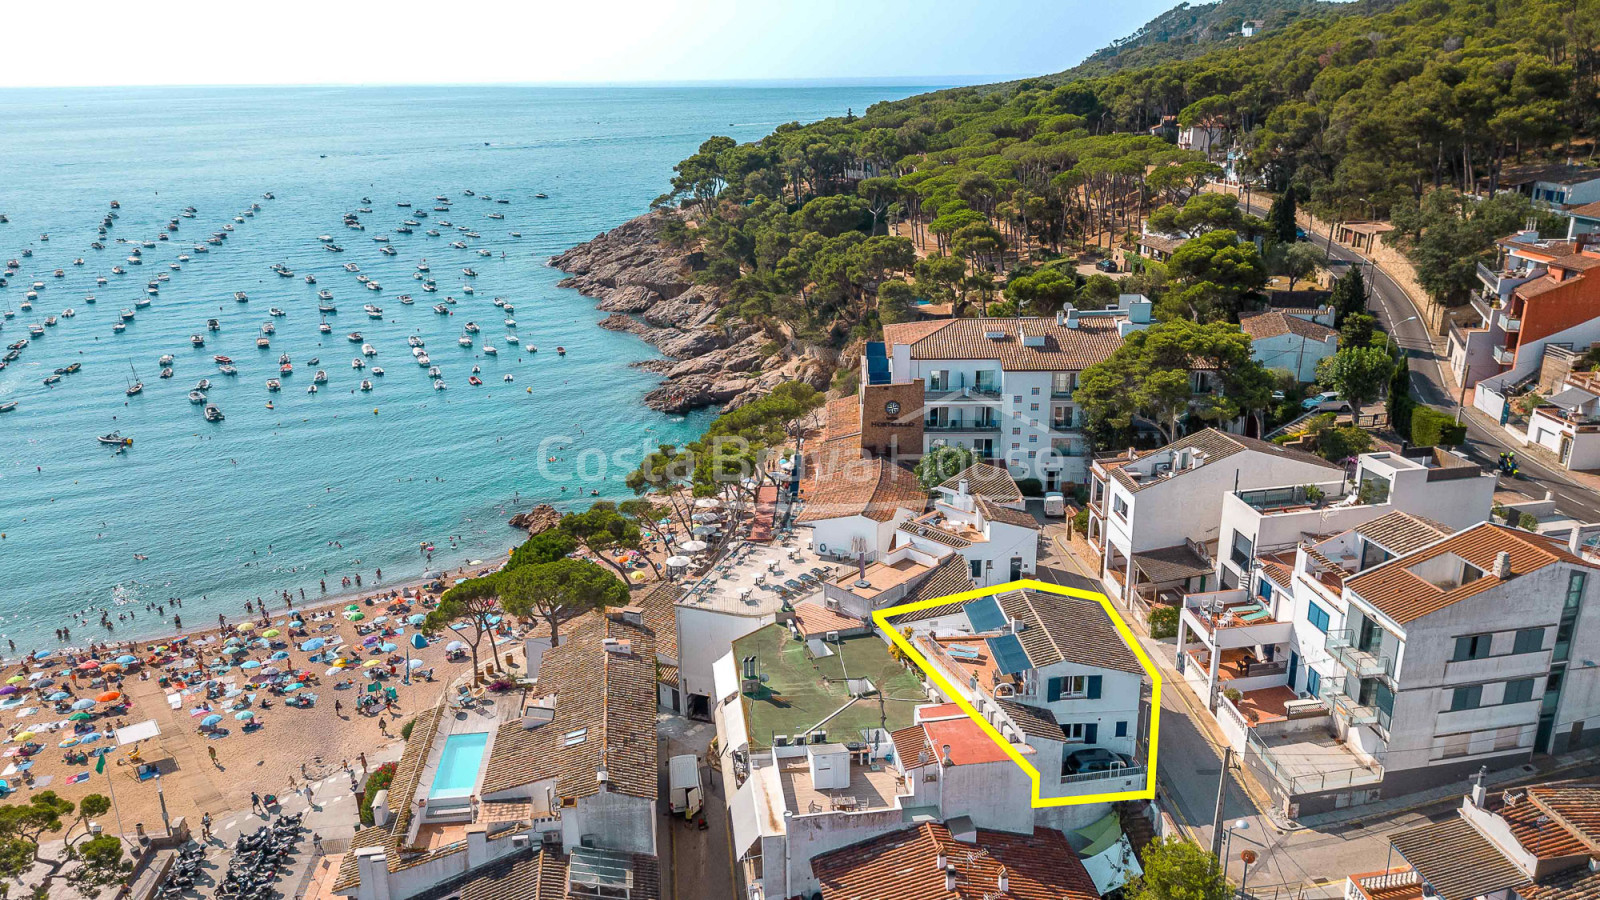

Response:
(550, 212), (831, 414)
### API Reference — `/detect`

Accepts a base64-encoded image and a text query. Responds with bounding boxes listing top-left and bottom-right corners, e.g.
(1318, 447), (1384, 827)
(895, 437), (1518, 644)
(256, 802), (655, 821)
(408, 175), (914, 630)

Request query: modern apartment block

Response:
(868, 296), (1158, 489)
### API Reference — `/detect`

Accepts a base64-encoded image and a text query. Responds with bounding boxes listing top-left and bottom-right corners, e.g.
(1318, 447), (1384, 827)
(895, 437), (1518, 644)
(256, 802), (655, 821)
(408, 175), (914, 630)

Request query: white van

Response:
(1043, 492), (1066, 517)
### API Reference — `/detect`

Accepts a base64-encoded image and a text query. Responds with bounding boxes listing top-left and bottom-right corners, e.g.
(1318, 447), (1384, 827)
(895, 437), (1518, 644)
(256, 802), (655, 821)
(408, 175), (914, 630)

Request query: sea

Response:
(0, 83), (940, 653)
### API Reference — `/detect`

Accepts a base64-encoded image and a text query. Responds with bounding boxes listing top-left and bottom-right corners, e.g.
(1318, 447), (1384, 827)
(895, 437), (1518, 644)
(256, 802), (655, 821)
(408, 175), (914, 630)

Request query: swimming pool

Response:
(428, 732), (489, 800)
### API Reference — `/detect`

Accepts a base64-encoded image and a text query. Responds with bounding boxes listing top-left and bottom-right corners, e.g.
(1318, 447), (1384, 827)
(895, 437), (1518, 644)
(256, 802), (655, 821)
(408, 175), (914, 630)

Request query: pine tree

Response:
(1330, 266), (1367, 325)
(1266, 188), (1298, 245)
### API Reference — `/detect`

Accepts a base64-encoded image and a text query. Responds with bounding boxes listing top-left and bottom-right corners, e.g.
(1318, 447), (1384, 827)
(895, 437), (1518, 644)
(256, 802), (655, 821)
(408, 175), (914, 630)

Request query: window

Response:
(1305, 668), (1321, 698)
(1012, 427), (1021, 435)
(1047, 675), (1103, 701)
(1029, 402), (1040, 412)
(1230, 530), (1254, 569)
(563, 728), (588, 746)
(1029, 435), (1038, 443)
(1307, 601), (1331, 633)
(1513, 628), (1545, 655)
(1504, 678), (1536, 705)
(1453, 634), (1492, 662)
(1112, 495), (1128, 518)
(1115, 721), (1128, 738)
(1062, 722), (1086, 742)
(969, 559), (982, 579)
(1031, 387), (1040, 395)
(1013, 395), (1023, 404)
(1450, 685), (1483, 712)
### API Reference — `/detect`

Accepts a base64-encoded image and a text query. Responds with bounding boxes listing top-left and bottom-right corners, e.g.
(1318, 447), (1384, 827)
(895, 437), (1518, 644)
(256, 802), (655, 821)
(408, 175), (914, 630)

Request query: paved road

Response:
(1234, 192), (1600, 521)
(660, 715), (734, 900)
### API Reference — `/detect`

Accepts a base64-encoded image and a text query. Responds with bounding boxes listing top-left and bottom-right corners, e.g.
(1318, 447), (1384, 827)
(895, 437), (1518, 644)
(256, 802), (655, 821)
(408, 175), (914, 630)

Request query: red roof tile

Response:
(813, 823), (1099, 900)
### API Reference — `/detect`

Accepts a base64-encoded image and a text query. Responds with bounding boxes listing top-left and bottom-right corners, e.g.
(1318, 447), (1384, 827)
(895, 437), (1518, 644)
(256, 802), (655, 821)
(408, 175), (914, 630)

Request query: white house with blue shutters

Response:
(903, 588), (1149, 800)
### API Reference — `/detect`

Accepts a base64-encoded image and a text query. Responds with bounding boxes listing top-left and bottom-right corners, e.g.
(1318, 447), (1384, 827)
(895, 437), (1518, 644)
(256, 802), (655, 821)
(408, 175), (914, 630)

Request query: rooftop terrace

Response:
(732, 624), (925, 750)
(681, 540), (829, 615)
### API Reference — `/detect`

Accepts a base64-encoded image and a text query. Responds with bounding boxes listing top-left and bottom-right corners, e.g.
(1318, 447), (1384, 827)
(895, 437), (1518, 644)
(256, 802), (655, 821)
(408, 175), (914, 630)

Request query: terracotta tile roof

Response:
(1519, 864), (1600, 900)
(1390, 818), (1530, 900)
(886, 556), (978, 625)
(1529, 783), (1600, 855)
(1346, 523), (1593, 625)
(939, 462), (1022, 504)
(891, 724), (933, 767)
(1257, 550), (1297, 590)
(1500, 793), (1592, 860)
(822, 396), (862, 441)
(1571, 200), (1600, 219)
(975, 496), (1039, 530)
(333, 705), (455, 891)
(995, 589), (1144, 675)
(1139, 233), (1188, 255)
(901, 516), (973, 548)
(902, 316), (1128, 371)
(791, 601), (866, 638)
(634, 582), (681, 660)
(1108, 428), (1341, 493)
(997, 699), (1063, 741)
(479, 799), (535, 825)
(883, 319), (957, 348)
(1355, 511), (1454, 556)
(812, 822), (1099, 900)
(656, 663), (678, 687)
(798, 457), (926, 524)
(480, 610), (658, 801)
(1239, 310), (1337, 342)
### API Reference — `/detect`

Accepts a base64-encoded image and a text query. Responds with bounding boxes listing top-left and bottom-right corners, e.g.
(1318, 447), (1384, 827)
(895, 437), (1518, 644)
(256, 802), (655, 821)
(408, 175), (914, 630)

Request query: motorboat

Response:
(261, 322), (275, 334)
(305, 274), (316, 284)
(462, 285), (474, 295)
(461, 268), (477, 277)
(371, 366), (384, 376)
(362, 343), (376, 356)
(0, 401), (14, 412)
(256, 337), (270, 348)
(409, 336), (426, 348)
(159, 354), (175, 366)
(319, 321), (332, 333)
(188, 390), (206, 404)
(213, 355), (233, 365)
(557, 347), (566, 356)
(502, 303), (515, 313)
(266, 379), (281, 392)
(464, 322), (479, 333)
(428, 365), (442, 377)
(458, 336), (472, 347)
(84, 295), (96, 304)
(318, 289), (333, 301)
(270, 307), (286, 317)
(159, 367), (173, 379)
(112, 322), (126, 333)
(348, 332), (363, 342)
(62, 308), (76, 318)
(366, 281), (381, 291)
(433, 381), (447, 390)
(43, 374), (61, 386)
(365, 305), (383, 318)
(398, 294), (414, 305)
(313, 370), (328, 384)
(504, 318), (516, 327)
(235, 291), (248, 302)
(306, 384), (318, 394)
(279, 353), (292, 364)
(352, 358), (366, 369)
(204, 404), (224, 422)
(433, 304), (449, 315)
(280, 363), (293, 375)
(98, 432), (132, 446)
(503, 374), (513, 382)
(27, 324), (44, 337)
(344, 263), (360, 272)
(218, 364), (238, 376)
(207, 319), (220, 331)
(319, 302), (337, 314)
(360, 380), (373, 391)
(505, 335), (519, 345)
(483, 344), (497, 355)
(416, 354), (431, 366)
(469, 376), (482, 386)
(195, 378), (211, 390)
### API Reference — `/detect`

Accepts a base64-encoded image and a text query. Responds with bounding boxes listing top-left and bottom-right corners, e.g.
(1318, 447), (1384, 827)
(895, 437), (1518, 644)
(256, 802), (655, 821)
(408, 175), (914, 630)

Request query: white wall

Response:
(675, 605), (778, 703)
(565, 792), (656, 856)
(1252, 333), (1336, 383)
(811, 513), (901, 560)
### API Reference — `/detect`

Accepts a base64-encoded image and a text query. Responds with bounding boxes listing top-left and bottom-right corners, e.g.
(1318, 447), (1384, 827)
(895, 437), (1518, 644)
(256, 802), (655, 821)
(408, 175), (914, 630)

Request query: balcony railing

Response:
(1060, 764), (1147, 786)
(925, 420), (1001, 433)
(926, 386), (1001, 401)
(1324, 629), (1395, 682)
(1245, 731), (1384, 796)
(1493, 345), (1515, 365)
(1478, 260), (1544, 297)
(1498, 313), (1522, 332)
(1325, 686), (1380, 725)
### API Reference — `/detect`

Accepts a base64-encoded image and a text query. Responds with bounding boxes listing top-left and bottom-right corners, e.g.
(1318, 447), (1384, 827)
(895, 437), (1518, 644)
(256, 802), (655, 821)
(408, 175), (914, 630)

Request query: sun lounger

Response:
(1238, 608), (1273, 623)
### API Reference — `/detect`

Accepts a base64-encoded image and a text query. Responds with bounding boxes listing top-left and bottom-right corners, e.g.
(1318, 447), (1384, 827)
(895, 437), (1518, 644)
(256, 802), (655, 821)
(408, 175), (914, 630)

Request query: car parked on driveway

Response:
(1063, 748), (1134, 775)
(1301, 390), (1351, 412)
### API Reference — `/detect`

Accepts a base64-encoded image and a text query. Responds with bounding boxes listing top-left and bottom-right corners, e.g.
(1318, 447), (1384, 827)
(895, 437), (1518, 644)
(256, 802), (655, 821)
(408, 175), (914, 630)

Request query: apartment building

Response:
(1455, 231), (1600, 400)
(1347, 780), (1600, 900)
(1087, 429), (1345, 605)
(871, 296), (1157, 489)
(1188, 520), (1600, 815)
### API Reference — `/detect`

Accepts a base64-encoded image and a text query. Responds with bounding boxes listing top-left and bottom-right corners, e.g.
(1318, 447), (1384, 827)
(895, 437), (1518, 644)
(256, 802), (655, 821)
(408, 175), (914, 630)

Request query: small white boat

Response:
(505, 335), (519, 345)
(362, 343), (376, 356)
(188, 390), (206, 404)
(464, 321), (479, 333)
(347, 332), (362, 342)
(159, 354), (175, 366)
(458, 336), (472, 347)
(503, 374), (513, 382)
(504, 318), (516, 327)
(483, 345), (497, 355)
(306, 384), (318, 394)
(257, 337), (271, 348)
(408, 336), (425, 348)
(270, 307), (286, 317)
(313, 370), (328, 384)
(266, 378), (281, 391)
(205, 404), (224, 422)
(235, 291), (248, 302)
(434, 381), (447, 390)
(196, 378), (211, 390)
(360, 380), (373, 391)
(352, 358), (366, 369)
(371, 367), (384, 376)
(428, 365), (442, 377)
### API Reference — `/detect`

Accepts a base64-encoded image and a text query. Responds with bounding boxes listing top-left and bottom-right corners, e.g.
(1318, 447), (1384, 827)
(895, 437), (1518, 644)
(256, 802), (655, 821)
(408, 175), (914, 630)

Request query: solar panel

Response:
(963, 596), (1007, 633)
(987, 633), (1032, 675)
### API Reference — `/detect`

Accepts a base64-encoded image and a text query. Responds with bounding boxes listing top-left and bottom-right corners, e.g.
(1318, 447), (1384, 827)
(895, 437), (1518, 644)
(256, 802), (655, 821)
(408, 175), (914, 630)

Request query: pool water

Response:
(429, 731), (489, 799)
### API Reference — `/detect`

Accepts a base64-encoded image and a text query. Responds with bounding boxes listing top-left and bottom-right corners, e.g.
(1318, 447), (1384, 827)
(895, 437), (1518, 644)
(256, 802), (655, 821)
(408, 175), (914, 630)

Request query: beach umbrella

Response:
(299, 638), (326, 652)
(47, 692), (68, 702)
(200, 714), (223, 727)
(289, 619), (304, 628)
(0, 687), (17, 697)
(379, 643), (397, 653)
(101, 664), (123, 674)
(240, 660), (261, 670)
(407, 614), (426, 626)
(347, 613), (365, 621)
(363, 635), (381, 645)
(373, 616), (389, 624)
(408, 659), (424, 669)
(70, 699), (95, 711)
(363, 659), (382, 668)
(5, 676), (24, 686)
(32, 651), (48, 660)
(285, 682), (304, 691)
(446, 641), (467, 652)
(234, 711), (254, 721)
(262, 629), (281, 638)
(76, 661), (99, 670)
(630, 571), (647, 582)
(77, 733), (102, 744)
(236, 622), (255, 632)
(262, 666), (281, 676)
(115, 656), (137, 666)
(270, 651), (289, 661)
(97, 691), (121, 703)
(14, 732), (34, 743)
(68, 712), (92, 722)
(678, 540), (708, 553)
(34, 679), (54, 689)
(665, 556), (692, 568)
(324, 667), (343, 676)
(26, 673), (43, 681)
(346, 604), (360, 612)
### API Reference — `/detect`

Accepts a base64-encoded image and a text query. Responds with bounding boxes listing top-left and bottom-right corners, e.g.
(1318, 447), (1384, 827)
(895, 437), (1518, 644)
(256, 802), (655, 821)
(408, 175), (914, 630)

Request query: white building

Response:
(1087, 428), (1346, 605)
(1189, 519), (1600, 816)
(875, 297), (1158, 489)
(1238, 309), (1338, 383)
(894, 472), (1041, 588)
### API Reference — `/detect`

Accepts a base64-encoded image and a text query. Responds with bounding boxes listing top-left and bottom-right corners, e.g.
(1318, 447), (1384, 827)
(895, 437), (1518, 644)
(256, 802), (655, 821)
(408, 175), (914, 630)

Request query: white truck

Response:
(668, 754), (703, 817)
(1043, 492), (1066, 517)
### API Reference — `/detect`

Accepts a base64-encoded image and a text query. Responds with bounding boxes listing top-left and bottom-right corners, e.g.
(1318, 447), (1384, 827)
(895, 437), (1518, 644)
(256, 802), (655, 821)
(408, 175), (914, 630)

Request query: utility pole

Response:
(1210, 747), (1233, 858)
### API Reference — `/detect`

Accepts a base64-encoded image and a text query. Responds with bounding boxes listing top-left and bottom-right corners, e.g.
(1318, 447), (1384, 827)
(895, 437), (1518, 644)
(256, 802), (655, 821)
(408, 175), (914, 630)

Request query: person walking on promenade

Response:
(208, 745), (219, 767)
(200, 812), (212, 841)
(250, 791), (263, 815)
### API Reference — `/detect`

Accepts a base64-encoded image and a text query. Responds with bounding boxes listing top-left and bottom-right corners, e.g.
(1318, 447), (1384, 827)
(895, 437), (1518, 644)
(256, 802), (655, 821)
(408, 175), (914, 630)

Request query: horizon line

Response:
(0, 73), (1043, 92)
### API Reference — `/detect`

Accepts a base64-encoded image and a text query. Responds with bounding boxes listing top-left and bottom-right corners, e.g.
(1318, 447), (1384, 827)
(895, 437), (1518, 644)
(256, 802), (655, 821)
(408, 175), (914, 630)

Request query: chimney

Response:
(609, 606), (644, 626)
(1572, 528), (1586, 557)
(1493, 551), (1512, 579)
(1470, 766), (1490, 808)
(1064, 305), (1079, 329)
(997, 866), (1010, 893)
(936, 851), (947, 871)
(1055, 309), (1065, 327)
(945, 864), (958, 892)
(941, 743), (953, 767)
(958, 478), (969, 497)
(466, 824), (489, 868)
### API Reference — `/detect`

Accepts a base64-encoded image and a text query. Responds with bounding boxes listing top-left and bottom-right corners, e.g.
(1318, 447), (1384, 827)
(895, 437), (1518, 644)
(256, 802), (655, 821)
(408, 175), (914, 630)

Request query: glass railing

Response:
(1324, 629), (1395, 681)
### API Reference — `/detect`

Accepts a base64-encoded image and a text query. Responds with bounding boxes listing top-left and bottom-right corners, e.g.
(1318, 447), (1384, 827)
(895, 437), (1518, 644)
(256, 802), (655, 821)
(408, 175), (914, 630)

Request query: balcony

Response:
(1493, 345), (1515, 365)
(1246, 729), (1384, 797)
(1324, 629), (1395, 682)
(1060, 763), (1147, 788)
(1325, 686), (1379, 725)
(926, 386), (1001, 402)
(924, 419), (1001, 433)
(1477, 261), (1544, 299)
(1498, 312), (1522, 332)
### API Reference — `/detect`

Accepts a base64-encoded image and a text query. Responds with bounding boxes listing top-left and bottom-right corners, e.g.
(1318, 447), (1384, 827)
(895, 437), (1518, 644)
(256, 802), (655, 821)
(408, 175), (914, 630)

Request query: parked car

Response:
(1301, 390), (1350, 412)
(1043, 492), (1066, 517)
(1063, 748), (1134, 775)
(1295, 226), (1310, 242)
(1095, 257), (1118, 273)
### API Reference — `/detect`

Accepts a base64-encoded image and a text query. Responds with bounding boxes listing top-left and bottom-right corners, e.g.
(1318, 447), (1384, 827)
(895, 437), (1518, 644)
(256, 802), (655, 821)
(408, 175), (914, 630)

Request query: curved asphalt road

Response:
(1234, 191), (1600, 521)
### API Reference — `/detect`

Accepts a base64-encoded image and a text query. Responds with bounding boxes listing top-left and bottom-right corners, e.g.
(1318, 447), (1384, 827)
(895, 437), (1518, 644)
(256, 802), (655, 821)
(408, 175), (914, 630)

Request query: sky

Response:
(1, 0), (1180, 88)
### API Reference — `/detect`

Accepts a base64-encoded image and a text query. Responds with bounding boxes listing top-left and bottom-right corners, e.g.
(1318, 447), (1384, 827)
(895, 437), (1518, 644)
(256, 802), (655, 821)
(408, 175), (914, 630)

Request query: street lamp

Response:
(1221, 819), (1249, 868)
(155, 773), (170, 834)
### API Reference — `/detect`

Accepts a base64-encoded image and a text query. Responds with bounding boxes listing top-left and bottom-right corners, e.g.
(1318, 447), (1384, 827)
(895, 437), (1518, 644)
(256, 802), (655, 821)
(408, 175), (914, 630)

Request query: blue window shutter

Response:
(1084, 723), (1098, 745)
(1047, 678), (1062, 702)
(1087, 675), (1103, 699)
(1115, 721), (1128, 738)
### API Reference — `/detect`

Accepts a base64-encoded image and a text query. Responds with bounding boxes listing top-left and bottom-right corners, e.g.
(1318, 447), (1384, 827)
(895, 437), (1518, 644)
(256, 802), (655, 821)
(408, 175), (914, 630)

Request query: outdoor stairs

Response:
(1116, 800), (1157, 861)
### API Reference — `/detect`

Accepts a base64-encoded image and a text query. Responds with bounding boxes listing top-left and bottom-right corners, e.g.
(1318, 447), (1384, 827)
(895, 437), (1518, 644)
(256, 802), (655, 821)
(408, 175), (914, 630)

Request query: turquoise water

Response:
(0, 84), (939, 653)
(429, 730), (489, 799)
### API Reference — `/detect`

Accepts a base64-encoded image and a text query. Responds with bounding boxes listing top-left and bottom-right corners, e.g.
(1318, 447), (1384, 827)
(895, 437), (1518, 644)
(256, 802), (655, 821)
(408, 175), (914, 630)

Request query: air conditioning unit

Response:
(773, 735), (791, 747)
(809, 731), (828, 745)
(826, 631), (840, 643)
(542, 831), (562, 846)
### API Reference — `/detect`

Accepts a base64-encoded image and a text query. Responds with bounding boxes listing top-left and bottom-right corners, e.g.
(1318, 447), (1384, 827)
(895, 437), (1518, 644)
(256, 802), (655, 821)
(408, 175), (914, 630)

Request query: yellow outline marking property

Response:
(872, 578), (1161, 807)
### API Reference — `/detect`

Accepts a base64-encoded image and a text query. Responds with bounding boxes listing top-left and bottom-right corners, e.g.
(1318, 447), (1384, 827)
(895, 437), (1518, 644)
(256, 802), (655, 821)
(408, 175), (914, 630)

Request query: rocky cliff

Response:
(550, 212), (830, 414)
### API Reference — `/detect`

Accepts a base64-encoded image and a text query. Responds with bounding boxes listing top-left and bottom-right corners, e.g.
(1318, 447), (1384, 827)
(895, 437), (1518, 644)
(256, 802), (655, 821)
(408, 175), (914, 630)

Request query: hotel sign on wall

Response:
(860, 382), (925, 457)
